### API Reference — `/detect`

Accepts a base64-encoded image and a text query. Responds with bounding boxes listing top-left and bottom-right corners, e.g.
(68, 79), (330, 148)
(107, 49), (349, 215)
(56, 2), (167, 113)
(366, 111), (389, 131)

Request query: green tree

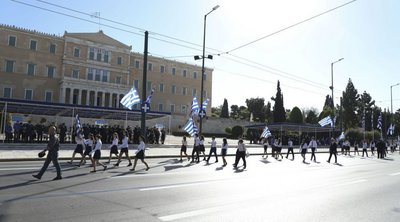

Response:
(220, 98), (229, 118)
(211, 106), (221, 118)
(246, 98), (265, 122)
(356, 91), (375, 131)
(231, 125), (244, 138)
(230, 105), (250, 120)
(264, 101), (273, 124)
(271, 80), (286, 122)
(319, 105), (334, 121)
(342, 78), (359, 130)
(288, 106), (303, 123)
(304, 108), (319, 124)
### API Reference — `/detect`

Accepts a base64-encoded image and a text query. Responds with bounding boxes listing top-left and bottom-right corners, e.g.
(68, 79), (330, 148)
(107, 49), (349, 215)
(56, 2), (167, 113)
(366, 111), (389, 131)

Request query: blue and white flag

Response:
(120, 87), (141, 110)
(190, 97), (199, 116)
(202, 98), (210, 111)
(142, 88), (155, 111)
(261, 126), (272, 138)
(387, 123), (395, 136)
(75, 114), (82, 138)
(377, 112), (382, 129)
(338, 132), (345, 141)
(183, 118), (197, 136)
(318, 116), (333, 127)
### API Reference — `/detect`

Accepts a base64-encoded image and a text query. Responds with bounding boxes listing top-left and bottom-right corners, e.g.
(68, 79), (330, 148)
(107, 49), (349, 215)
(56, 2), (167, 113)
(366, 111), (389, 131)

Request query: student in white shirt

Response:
(191, 134), (200, 163)
(308, 137), (318, 162)
(90, 134), (107, 173)
(77, 133), (94, 167)
(274, 138), (283, 160)
(221, 138), (228, 166)
(300, 139), (308, 163)
(199, 135), (206, 161)
(206, 136), (218, 164)
(114, 131), (132, 167)
(107, 132), (119, 164)
(180, 136), (189, 162)
(262, 138), (269, 158)
(68, 134), (85, 164)
(286, 138), (294, 160)
(362, 140), (369, 157)
(233, 139), (247, 169)
(130, 135), (149, 172)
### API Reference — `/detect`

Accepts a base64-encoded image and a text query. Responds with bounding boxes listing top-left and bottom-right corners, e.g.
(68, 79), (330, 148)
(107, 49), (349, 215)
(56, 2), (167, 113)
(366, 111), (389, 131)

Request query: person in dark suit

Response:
(32, 126), (62, 180)
(327, 138), (338, 164)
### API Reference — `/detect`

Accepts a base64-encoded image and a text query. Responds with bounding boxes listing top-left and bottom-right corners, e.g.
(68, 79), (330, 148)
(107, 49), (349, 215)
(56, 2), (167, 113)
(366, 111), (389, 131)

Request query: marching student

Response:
(221, 138), (228, 166)
(274, 138), (283, 160)
(300, 139), (308, 163)
(106, 132), (119, 163)
(262, 138), (269, 158)
(180, 136), (189, 162)
(76, 133), (94, 167)
(233, 139), (247, 169)
(308, 136), (318, 162)
(352, 140), (359, 156)
(130, 135), (150, 172)
(327, 138), (338, 164)
(191, 134), (200, 163)
(362, 140), (369, 157)
(68, 134), (85, 164)
(90, 134), (107, 173)
(370, 140), (376, 155)
(286, 138), (294, 160)
(114, 131), (132, 167)
(199, 135), (206, 161)
(206, 136), (218, 164)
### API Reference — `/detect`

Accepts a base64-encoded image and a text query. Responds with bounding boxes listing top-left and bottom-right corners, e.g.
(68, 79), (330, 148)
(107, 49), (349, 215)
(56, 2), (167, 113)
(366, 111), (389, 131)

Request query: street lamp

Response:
(390, 83), (400, 114)
(194, 5), (219, 134)
(330, 58), (344, 109)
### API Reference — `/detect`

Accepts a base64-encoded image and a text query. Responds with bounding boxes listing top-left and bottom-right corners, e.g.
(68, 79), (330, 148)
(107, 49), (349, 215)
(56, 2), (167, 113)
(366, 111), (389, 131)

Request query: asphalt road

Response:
(1, 152), (400, 222)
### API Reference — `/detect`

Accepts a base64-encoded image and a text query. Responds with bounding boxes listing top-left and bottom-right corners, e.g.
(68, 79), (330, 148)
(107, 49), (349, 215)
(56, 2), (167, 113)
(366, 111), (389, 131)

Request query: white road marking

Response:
(159, 207), (220, 221)
(388, 172), (400, 176)
(140, 181), (208, 191)
(0, 167), (38, 171)
(334, 179), (367, 187)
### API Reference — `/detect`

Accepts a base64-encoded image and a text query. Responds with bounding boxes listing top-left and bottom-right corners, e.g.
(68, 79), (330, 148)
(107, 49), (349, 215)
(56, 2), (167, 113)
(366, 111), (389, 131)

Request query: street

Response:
(1, 152), (400, 222)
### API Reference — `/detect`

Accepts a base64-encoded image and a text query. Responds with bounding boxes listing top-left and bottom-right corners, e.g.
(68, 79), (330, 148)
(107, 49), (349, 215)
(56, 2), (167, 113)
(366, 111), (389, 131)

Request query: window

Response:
(49, 44), (56, 54)
(171, 85), (176, 94)
(148, 63), (153, 71)
(182, 105), (187, 114)
(87, 68), (94, 80)
(96, 50), (102, 61)
(203, 90), (207, 99)
(47, 66), (55, 78)
(30, 40), (37, 50)
(172, 67), (176, 75)
(170, 104), (175, 113)
(104, 51), (109, 63)
(182, 87), (187, 95)
(27, 63), (35, 76)
(72, 69), (79, 78)
(204, 73), (207, 81)
(192, 88), (197, 97)
(116, 76), (121, 84)
(117, 56), (122, 65)
(160, 65), (165, 73)
(159, 83), (164, 92)
(3, 87), (11, 98)
(89, 48), (95, 60)
(182, 69), (187, 77)
(45, 91), (52, 102)
(25, 89), (33, 100)
(134, 80), (139, 89)
(193, 71), (197, 79)
(158, 104), (163, 112)
(135, 60), (140, 69)
(95, 69), (101, 81)
(102, 70), (108, 82)
(8, 36), (16, 47)
(147, 82), (152, 91)
(5, 60), (14, 73)
(74, 48), (80, 57)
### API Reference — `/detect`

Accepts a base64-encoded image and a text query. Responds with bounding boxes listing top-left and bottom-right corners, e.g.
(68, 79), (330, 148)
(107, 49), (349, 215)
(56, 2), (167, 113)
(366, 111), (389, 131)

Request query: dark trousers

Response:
(234, 151), (246, 168)
(191, 146), (200, 162)
(328, 152), (337, 163)
(207, 147), (218, 162)
(37, 151), (61, 178)
(362, 149), (368, 157)
(286, 147), (294, 159)
(310, 148), (316, 161)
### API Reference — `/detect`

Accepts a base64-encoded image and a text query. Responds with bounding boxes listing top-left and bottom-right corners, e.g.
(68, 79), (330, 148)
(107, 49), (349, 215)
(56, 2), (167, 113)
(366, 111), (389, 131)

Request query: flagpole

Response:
(71, 108), (75, 144)
(2, 102), (7, 143)
(141, 31), (149, 139)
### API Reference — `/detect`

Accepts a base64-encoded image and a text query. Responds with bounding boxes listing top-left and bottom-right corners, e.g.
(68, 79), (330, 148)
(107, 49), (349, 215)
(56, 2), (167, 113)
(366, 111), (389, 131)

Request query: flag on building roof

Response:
(318, 116), (333, 127)
(183, 118), (197, 136)
(120, 87), (140, 110)
(261, 126), (272, 138)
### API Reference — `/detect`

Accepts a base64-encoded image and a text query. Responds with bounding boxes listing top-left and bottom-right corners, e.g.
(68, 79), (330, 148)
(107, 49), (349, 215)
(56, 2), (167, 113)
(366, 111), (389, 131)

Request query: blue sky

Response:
(2, 0), (400, 113)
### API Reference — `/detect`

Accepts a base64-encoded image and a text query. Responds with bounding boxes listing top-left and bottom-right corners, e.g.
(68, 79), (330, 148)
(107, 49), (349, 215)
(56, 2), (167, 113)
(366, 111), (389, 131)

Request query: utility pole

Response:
(141, 31), (148, 138)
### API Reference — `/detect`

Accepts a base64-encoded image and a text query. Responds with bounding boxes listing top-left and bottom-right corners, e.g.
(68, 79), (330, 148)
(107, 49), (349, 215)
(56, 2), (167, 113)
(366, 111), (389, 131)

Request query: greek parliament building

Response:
(0, 24), (213, 131)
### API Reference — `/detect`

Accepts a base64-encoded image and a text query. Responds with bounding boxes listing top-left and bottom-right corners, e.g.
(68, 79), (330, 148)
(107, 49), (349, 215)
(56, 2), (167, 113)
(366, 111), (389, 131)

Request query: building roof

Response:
(64, 30), (131, 49)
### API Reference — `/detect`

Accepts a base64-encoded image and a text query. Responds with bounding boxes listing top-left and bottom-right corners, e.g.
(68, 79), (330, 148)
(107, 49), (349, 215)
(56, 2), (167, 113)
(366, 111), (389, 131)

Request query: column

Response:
(101, 91), (105, 107)
(60, 87), (66, 103)
(94, 91), (98, 106)
(86, 90), (90, 106)
(69, 88), (74, 104)
(78, 89), (82, 105)
(109, 93), (113, 108)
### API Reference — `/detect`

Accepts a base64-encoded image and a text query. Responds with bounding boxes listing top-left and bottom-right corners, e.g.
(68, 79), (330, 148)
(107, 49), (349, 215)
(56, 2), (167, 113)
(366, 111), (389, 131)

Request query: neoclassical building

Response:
(0, 24), (213, 118)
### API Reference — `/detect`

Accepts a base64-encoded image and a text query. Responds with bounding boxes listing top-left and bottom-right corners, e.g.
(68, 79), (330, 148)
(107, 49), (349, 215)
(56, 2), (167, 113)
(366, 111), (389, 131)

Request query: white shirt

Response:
(210, 140), (217, 148)
(222, 143), (228, 150)
(194, 137), (200, 146)
(363, 142), (368, 149)
(237, 143), (246, 152)
(137, 141), (145, 151)
(76, 137), (84, 145)
(92, 139), (102, 152)
(118, 137), (129, 148)
(110, 138), (118, 148)
(288, 140), (293, 148)
(199, 139), (204, 146)
(301, 143), (308, 150)
(308, 140), (317, 148)
(182, 140), (188, 146)
(84, 139), (93, 147)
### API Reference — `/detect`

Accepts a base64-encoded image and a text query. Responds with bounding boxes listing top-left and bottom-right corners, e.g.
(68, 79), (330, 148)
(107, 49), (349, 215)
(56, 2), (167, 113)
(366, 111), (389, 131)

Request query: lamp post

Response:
(195, 5), (219, 134)
(330, 58), (344, 110)
(391, 83), (400, 116)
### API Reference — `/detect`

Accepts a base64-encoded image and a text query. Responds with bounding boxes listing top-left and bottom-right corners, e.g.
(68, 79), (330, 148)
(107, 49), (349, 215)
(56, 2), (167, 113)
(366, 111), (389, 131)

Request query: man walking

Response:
(32, 126), (62, 180)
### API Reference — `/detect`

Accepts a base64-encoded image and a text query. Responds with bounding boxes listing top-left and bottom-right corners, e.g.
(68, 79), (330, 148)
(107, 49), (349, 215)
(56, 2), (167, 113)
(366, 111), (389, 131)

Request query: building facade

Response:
(0, 24), (213, 119)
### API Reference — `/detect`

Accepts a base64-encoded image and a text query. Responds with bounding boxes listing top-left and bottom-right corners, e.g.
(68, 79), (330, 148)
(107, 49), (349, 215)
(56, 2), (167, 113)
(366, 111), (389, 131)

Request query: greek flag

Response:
(202, 98), (210, 110)
(143, 88), (155, 109)
(377, 112), (382, 129)
(338, 132), (345, 141)
(120, 87), (140, 110)
(75, 114), (82, 138)
(387, 123), (395, 136)
(183, 118), (197, 136)
(190, 97), (199, 115)
(318, 116), (333, 127)
(261, 126), (272, 138)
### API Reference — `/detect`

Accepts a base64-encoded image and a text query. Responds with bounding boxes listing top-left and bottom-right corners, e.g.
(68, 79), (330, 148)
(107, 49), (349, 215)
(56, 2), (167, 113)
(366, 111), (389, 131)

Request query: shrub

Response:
(231, 125), (244, 139)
